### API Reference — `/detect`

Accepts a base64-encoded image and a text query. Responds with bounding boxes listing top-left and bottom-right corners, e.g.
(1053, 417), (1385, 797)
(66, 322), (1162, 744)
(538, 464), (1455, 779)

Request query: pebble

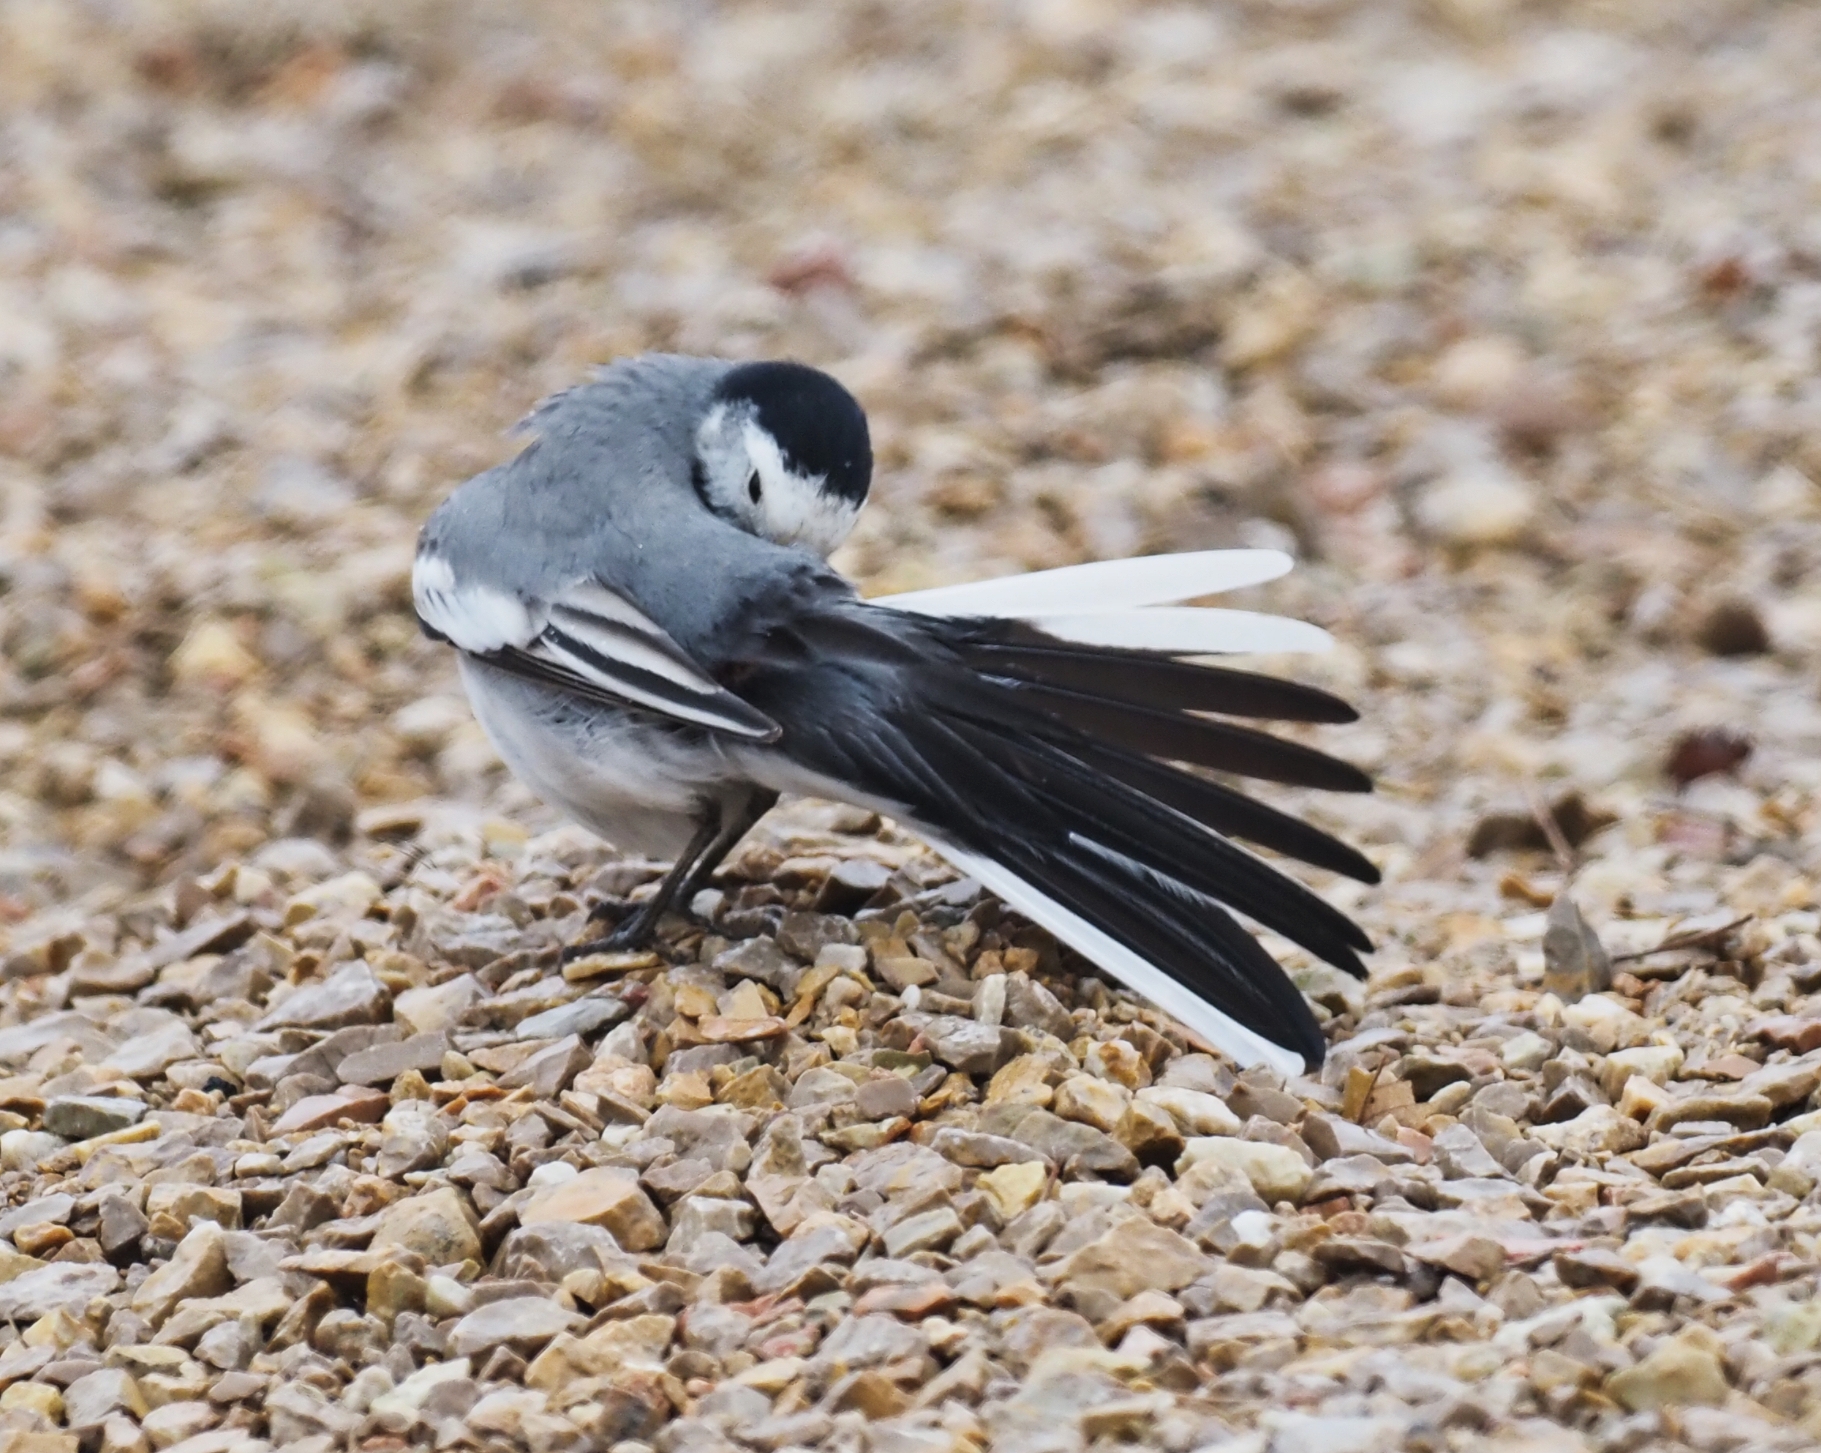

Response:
(0, 10), (1816, 1447)
(370, 1186), (483, 1267)
(519, 1167), (667, 1251)
(42, 1095), (145, 1139)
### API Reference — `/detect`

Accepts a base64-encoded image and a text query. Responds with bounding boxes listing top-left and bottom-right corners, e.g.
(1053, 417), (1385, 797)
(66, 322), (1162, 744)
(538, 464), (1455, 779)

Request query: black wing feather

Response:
(959, 631), (1360, 724)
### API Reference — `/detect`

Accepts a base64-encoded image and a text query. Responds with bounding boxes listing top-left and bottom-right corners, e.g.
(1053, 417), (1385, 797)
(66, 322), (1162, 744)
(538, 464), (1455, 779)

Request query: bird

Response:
(413, 354), (1378, 1076)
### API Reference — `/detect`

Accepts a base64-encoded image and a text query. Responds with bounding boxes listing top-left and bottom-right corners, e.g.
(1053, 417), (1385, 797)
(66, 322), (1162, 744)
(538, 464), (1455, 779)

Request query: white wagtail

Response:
(414, 354), (1377, 1075)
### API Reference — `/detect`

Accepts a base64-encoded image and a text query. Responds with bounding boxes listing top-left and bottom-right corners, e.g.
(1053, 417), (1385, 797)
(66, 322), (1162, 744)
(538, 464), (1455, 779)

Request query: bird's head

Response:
(692, 360), (872, 557)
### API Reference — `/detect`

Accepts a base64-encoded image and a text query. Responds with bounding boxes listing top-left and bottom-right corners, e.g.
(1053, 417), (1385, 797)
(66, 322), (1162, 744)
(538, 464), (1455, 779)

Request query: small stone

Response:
(853, 1075), (919, 1121)
(1554, 1246), (1640, 1294)
(142, 1401), (218, 1447)
(1313, 1237), (1406, 1278)
(1606, 1329), (1730, 1411)
(1646, 1091), (1773, 1134)
(0, 1261), (120, 1321)
(1051, 1217), (1209, 1301)
(2, 1128), (66, 1172)
(1114, 1100), (1185, 1164)
(497, 1035), (593, 1095)
(335, 1032), (452, 1087)
(1499, 1032), (1552, 1072)
(1416, 466), (1536, 547)
(1054, 1074), (1130, 1133)
(61, 1368), (146, 1430)
(394, 975), (485, 1035)
(101, 1020), (199, 1081)
(1695, 598), (1770, 656)
(1601, 1043), (1684, 1097)
(269, 1086), (391, 1135)
(514, 996), (627, 1040)
(1177, 1138), (1312, 1204)
(257, 961), (390, 1031)
(450, 1296), (580, 1359)
(132, 1223), (231, 1328)
(521, 1167), (667, 1251)
(1405, 1235), (1505, 1282)
(1136, 1086), (1242, 1137)
(1301, 1114), (1414, 1165)
(883, 1207), (962, 1258)
(696, 1015), (788, 1043)
(912, 1015), (1014, 1075)
(371, 1186), (483, 1266)
(877, 955), (936, 992)
(97, 1196), (148, 1260)
(1528, 1105), (1646, 1156)
(1752, 1015), (1821, 1055)
(976, 1161), (1049, 1220)
(1003, 973), (1075, 1040)
(1430, 1124), (1505, 1180)
(144, 1184), (242, 1232)
(1542, 893), (1610, 1003)
(43, 1096), (145, 1139)
(984, 1055), (1055, 1108)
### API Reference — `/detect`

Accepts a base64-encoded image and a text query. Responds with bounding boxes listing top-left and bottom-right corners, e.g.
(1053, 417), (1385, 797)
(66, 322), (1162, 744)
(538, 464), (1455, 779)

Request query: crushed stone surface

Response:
(2, 3), (1821, 1452)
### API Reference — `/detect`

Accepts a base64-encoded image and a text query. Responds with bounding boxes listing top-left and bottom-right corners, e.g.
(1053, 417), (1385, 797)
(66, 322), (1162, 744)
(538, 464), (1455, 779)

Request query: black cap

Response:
(713, 361), (872, 506)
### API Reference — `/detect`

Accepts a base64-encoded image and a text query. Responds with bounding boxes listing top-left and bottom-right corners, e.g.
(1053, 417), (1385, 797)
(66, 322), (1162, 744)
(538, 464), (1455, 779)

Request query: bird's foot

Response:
(585, 895), (638, 925)
(560, 917), (657, 963)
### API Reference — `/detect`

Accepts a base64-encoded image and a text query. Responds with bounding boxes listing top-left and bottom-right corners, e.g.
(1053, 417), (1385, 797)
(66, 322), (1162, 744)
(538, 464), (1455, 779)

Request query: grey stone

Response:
(448, 1296), (580, 1357)
(62, 1367), (146, 1429)
(257, 961), (390, 1031)
(513, 995), (627, 1041)
(854, 1074), (919, 1121)
(812, 1312), (925, 1372)
(336, 1032), (452, 1086)
(914, 1013), (1018, 1074)
(666, 1196), (757, 1256)
(0, 1191), (73, 1236)
(931, 1127), (1053, 1170)
(1301, 1114), (1414, 1165)
(43, 1095), (146, 1139)
(0, 1262), (121, 1320)
(101, 1018), (199, 1079)
(1003, 972), (1075, 1041)
(711, 936), (801, 996)
(1431, 1123), (1506, 1180)
(1009, 1109), (1139, 1179)
(496, 1034), (592, 1096)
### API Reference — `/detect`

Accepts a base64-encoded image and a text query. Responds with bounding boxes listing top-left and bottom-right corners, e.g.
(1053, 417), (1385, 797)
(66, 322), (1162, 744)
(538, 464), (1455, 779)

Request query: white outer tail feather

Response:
(873, 548), (1327, 657)
(929, 837), (1307, 1078)
(873, 548), (1292, 617)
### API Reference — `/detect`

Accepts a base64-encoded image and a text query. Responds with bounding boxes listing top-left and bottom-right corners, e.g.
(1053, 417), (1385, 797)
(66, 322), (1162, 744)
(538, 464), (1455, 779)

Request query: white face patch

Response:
(693, 403), (861, 558)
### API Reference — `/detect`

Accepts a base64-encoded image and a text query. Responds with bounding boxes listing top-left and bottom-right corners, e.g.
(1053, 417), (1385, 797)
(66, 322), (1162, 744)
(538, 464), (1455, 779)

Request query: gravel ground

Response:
(3, 2), (1821, 1452)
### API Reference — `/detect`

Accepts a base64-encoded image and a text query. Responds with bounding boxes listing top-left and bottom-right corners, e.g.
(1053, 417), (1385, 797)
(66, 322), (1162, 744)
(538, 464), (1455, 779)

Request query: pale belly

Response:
(458, 655), (727, 858)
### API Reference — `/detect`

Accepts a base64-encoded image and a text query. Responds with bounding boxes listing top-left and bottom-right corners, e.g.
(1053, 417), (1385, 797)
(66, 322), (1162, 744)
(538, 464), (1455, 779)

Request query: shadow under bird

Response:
(414, 355), (1378, 1076)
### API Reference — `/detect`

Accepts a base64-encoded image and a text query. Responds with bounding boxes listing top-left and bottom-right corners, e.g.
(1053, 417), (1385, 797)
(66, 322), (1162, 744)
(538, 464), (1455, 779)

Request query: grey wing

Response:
(412, 550), (780, 741)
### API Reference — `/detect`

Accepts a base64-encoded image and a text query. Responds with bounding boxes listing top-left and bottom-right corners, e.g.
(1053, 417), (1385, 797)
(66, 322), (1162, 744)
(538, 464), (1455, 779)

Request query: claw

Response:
(585, 895), (637, 925)
(561, 917), (655, 962)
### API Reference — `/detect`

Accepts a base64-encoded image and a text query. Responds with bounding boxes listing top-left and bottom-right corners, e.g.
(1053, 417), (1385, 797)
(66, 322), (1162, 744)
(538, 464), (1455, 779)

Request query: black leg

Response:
(673, 788), (779, 907)
(563, 813), (721, 961)
(560, 790), (779, 961)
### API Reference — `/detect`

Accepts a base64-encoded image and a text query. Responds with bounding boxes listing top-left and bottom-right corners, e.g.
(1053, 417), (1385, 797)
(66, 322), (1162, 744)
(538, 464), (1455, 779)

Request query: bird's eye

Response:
(747, 471), (763, 505)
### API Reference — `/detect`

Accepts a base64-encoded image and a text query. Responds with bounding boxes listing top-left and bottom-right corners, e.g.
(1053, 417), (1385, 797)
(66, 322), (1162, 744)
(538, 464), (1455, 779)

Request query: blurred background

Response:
(0, 0), (1818, 941)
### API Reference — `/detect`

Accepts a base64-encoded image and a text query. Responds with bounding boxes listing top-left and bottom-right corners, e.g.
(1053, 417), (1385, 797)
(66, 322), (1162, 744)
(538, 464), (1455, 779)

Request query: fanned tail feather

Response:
(784, 550), (1375, 1071)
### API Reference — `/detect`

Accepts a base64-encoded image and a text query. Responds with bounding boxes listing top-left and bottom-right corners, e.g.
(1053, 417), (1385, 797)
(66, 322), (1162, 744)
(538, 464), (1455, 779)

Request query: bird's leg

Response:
(564, 813), (721, 961)
(672, 788), (780, 909)
(561, 789), (779, 961)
